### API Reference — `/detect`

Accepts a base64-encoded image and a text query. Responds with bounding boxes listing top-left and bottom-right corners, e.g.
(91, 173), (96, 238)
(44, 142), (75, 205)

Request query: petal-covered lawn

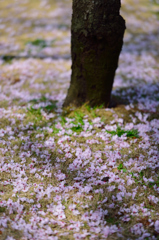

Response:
(0, 0), (159, 239)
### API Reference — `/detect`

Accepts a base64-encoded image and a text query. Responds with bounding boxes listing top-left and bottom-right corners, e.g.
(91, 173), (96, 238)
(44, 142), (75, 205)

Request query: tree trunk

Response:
(63, 0), (126, 107)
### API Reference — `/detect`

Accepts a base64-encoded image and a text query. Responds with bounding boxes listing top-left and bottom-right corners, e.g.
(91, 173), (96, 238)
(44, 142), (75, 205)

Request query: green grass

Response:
(150, 0), (159, 5)
(27, 101), (57, 117)
(69, 112), (84, 133)
(60, 111), (85, 133)
(154, 11), (159, 19)
(71, 125), (83, 133)
(0, 207), (6, 213)
(106, 126), (139, 138)
(85, 104), (104, 118)
(60, 116), (67, 126)
(44, 103), (57, 112)
(1, 55), (14, 63)
(26, 38), (56, 49)
(29, 96), (57, 113)
(117, 163), (127, 172)
(27, 106), (42, 119)
(73, 111), (84, 125)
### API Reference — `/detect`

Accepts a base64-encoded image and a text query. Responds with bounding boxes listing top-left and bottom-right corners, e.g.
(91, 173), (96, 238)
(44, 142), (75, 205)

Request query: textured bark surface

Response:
(64, 0), (126, 107)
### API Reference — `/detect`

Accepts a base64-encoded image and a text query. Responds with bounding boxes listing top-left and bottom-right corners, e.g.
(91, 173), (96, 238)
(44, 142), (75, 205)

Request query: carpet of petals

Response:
(0, 0), (159, 239)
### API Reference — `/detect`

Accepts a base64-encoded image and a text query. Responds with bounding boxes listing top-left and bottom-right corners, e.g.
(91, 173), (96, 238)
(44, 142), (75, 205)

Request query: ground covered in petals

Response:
(0, 0), (159, 239)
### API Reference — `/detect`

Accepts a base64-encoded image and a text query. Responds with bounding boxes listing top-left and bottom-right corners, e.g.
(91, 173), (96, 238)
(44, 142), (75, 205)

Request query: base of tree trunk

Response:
(63, 0), (126, 108)
(108, 98), (117, 108)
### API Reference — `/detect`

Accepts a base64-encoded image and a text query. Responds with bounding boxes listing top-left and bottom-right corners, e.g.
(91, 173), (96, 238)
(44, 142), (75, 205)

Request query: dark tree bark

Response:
(64, 0), (126, 107)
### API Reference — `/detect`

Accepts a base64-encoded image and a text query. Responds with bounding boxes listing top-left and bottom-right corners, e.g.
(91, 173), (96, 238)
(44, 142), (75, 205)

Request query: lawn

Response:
(0, 0), (159, 239)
